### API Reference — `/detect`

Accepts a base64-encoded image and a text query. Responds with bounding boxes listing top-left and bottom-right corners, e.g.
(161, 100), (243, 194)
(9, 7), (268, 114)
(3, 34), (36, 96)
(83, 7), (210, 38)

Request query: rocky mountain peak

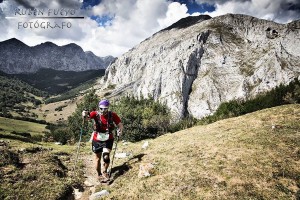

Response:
(0, 39), (115, 74)
(63, 43), (82, 49)
(100, 14), (300, 120)
(36, 41), (57, 47)
(1, 38), (27, 48)
(161, 15), (212, 31)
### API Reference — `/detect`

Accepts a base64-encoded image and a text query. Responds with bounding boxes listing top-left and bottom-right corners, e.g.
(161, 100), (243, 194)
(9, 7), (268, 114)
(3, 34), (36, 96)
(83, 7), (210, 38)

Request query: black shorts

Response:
(92, 139), (114, 153)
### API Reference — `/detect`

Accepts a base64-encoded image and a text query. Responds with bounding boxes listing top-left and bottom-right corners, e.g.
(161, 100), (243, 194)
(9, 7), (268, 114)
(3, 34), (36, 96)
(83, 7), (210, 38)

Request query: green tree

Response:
(110, 96), (171, 141)
(67, 89), (99, 141)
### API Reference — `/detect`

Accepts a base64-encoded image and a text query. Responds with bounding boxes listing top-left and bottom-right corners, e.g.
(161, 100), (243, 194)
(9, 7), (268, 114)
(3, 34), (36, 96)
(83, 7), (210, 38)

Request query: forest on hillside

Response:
(0, 75), (47, 118)
(14, 68), (106, 94)
(0, 68), (106, 118)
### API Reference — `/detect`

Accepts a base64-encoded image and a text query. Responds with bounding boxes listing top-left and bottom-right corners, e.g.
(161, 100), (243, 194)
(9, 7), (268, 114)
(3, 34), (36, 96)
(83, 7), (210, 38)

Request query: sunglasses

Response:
(99, 108), (108, 110)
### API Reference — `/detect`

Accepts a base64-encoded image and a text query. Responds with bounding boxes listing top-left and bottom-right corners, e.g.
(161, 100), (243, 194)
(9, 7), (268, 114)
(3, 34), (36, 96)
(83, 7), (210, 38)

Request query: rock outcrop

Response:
(100, 14), (300, 120)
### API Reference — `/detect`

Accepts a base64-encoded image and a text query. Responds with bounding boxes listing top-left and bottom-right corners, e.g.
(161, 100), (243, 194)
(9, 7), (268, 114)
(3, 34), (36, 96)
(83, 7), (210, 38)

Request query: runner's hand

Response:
(117, 129), (122, 137)
(82, 110), (88, 118)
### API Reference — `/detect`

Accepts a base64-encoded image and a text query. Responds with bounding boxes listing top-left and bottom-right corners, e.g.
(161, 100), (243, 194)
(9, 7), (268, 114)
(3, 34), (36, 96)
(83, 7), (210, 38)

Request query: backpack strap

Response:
(107, 111), (115, 133)
(94, 111), (114, 133)
(94, 112), (102, 132)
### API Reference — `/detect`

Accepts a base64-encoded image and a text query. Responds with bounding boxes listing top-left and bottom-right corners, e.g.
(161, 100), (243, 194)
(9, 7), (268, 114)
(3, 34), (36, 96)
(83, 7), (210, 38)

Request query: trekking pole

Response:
(74, 127), (83, 171)
(109, 130), (120, 178)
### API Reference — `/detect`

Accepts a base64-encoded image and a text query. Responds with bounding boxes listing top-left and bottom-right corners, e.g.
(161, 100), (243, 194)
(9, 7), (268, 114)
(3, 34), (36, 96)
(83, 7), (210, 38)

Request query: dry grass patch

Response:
(93, 104), (300, 199)
(0, 117), (85, 200)
(32, 95), (83, 123)
(0, 142), (85, 200)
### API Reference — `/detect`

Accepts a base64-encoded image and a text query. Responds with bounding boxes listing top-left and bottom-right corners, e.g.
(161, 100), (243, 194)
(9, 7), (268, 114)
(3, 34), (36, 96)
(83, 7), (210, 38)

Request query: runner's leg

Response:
(95, 152), (102, 176)
(102, 148), (111, 175)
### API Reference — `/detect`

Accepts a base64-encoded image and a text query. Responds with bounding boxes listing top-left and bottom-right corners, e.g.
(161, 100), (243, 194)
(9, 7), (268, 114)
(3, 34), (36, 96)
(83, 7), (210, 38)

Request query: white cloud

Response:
(77, 0), (190, 57)
(0, 0), (191, 57)
(158, 2), (189, 28)
(197, 0), (300, 23)
(0, 0), (299, 58)
(13, 0), (81, 9)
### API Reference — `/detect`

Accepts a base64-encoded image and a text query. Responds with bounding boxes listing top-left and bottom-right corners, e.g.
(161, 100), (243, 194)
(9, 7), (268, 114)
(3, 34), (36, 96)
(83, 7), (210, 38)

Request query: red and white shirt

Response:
(89, 111), (121, 141)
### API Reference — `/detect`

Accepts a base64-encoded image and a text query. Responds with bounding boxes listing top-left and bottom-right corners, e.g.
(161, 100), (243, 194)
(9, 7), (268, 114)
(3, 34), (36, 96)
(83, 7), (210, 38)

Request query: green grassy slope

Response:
(0, 117), (48, 145)
(97, 104), (300, 199)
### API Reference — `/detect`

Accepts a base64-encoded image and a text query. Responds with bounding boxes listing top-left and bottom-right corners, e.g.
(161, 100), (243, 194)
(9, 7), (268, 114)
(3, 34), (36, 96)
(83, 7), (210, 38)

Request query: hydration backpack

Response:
(93, 111), (115, 132)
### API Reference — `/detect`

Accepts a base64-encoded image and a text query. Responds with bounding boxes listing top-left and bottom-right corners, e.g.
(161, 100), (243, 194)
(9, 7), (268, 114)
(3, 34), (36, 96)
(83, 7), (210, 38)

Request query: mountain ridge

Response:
(0, 38), (115, 74)
(161, 14), (212, 31)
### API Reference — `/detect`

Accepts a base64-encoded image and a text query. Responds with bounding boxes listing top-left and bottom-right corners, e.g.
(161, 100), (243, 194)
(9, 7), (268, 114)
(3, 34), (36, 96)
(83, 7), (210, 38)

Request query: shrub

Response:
(11, 131), (31, 138)
(198, 78), (300, 124)
(0, 148), (20, 167)
(111, 96), (171, 141)
(168, 116), (198, 133)
(44, 127), (73, 144)
(55, 105), (67, 111)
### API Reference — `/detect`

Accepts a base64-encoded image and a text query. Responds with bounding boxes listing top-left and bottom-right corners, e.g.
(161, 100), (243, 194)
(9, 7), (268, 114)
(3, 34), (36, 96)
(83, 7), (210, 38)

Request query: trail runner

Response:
(82, 99), (123, 182)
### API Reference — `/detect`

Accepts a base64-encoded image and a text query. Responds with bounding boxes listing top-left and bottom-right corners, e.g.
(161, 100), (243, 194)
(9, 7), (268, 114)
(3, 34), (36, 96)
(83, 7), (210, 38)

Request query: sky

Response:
(0, 0), (299, 57)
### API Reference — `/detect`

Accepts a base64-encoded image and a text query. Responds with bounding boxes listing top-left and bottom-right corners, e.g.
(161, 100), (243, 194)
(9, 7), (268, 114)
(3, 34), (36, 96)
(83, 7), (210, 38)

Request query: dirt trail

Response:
(74, 142), (133, 200)
(75, 154), (100, 200)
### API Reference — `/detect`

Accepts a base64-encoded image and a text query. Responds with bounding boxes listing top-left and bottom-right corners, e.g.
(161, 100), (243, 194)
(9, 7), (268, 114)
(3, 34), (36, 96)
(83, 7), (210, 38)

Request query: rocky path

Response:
(73, 142), (134, 200)
(74, 154), (100, 200)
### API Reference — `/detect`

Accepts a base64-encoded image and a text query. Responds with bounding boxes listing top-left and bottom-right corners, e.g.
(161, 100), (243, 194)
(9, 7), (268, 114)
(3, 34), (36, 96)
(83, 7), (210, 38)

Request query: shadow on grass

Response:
(110, 153), (146, 182)
(128, 153), (146, 163)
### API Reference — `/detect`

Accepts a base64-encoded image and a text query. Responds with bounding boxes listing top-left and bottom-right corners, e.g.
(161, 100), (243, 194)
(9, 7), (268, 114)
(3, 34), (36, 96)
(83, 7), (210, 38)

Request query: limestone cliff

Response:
(100, 14), (300, 120)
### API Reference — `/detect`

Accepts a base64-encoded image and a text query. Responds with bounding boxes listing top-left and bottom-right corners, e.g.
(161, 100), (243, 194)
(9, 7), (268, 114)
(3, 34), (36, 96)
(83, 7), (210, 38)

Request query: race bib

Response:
(96, 132), (109, 141)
